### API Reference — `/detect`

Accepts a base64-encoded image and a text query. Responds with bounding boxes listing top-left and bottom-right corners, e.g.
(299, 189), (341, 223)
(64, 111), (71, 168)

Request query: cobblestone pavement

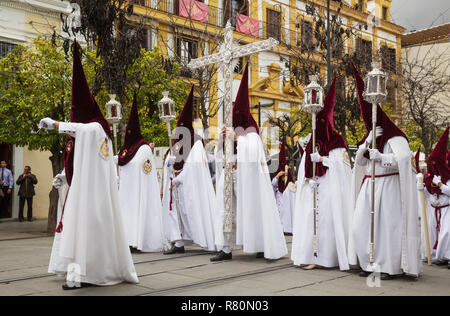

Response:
(0, 220), (449, 296)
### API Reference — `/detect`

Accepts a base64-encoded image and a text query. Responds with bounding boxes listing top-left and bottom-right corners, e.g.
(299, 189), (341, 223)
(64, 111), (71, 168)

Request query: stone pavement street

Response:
(0, 220), (449, 296)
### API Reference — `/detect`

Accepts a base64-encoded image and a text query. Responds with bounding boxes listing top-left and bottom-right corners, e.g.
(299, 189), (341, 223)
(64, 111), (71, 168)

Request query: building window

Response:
(386, 81), (396, 107)
(382, 6), (388, 20)
(356, 37), (372, 69)
(331, 28), (343, 58)
(0, 42), (17, 59)
(380, 45), (396, 73)
(223, 0), (249, 27)
(266, 8), (281, 41)
(176, 37), (198, 77)
(357, 0), (365, 12)
(141, 29), (157, 51)
(300, 20), (313, 53)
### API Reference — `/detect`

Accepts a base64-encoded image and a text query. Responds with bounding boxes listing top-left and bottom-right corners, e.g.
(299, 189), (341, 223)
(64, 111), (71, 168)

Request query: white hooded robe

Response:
(118, 144), (166, 252)
(51, 122), (139, 285)
(214, 132), (288, 259)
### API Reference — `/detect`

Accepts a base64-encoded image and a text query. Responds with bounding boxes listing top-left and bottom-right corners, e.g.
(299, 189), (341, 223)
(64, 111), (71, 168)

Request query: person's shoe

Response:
(284, 232), (293, 236)
(62, 282), (92, 291)
(359, 271), (371, 277)
(27, 218), (34, 222)
(130, 247), (141, 254)
(163, 246), (185, 255)
(210, 251), (232, 262)
(18, 218), (24, 222)
(435, 260), (448, 266)
(256, 252), (265, 259)
(380, 273), (396, 280)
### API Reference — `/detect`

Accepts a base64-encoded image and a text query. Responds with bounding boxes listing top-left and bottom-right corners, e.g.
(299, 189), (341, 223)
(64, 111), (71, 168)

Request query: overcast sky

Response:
(390, 0), (450, 33)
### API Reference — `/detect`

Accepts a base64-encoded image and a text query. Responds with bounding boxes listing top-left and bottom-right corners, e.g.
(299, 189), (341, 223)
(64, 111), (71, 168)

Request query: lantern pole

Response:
(303, 75), (324, 258)
(363, 61), (386, 267)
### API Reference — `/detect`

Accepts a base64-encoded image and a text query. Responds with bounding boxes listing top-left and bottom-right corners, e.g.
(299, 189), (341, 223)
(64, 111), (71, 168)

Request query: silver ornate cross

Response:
(188, 21), (278, 237)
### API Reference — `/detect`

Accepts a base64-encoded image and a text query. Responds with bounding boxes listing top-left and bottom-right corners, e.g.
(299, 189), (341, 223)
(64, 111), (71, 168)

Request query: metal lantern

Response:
(105, 94), (122, 124)
(158, 91), (176, 123)
(363, 61), (387, 105)
(303, 75), (324, 115)
(105, 94), (122, 154)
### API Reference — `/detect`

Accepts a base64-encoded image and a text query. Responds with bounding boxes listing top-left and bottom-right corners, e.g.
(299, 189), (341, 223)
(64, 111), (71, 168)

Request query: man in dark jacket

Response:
(16, 166), (38, 222)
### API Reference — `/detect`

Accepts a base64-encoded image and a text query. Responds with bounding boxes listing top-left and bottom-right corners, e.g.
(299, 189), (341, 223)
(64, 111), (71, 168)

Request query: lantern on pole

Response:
(363, 61), (387, 266)
(105, 94), (122, 154)
(302, 75), (324, 258)
(158, 91), (176, 153)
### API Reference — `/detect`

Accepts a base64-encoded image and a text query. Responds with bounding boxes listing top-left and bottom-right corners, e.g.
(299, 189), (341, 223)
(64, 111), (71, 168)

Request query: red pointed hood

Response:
(118, 94), (149, 166)
(352, 63), (407, 152)
(64, 42), (111, 186)
(304, 77), (348, 179)
(415, 148), (421, 174)
(70, 42), (111, 137)
(277, 137), (294, 193)
(173, 87), (203, 171)
(425, 127), (450, 195)
(233, 64), (259, 135)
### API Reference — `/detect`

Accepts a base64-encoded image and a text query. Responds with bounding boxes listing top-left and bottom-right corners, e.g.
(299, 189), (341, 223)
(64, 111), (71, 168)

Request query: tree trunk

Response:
(47, 151), (64, 236)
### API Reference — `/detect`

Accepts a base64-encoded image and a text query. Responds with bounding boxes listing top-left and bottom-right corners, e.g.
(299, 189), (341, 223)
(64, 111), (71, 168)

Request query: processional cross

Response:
(188, 21), (278, 236)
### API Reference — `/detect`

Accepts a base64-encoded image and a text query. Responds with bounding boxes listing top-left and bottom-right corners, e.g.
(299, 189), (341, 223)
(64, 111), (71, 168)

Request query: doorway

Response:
(0, 143), (13, 218)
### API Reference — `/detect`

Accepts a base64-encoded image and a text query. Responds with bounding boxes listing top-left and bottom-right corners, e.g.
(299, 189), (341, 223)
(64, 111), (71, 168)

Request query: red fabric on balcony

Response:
(236, 14), (260, 37)
(179, 0), (208, 23)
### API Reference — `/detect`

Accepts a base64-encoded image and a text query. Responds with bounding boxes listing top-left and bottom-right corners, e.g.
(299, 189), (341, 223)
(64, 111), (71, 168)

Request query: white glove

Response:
(416, 173), (424, 191)
(308, 179), (319, 190)
(167, 155), (176, 167)
(52, 173), (67, 189)
(310, 152), (322, 163)
(39, 117), (56, 130)
(433, 175), (442, 186)
(355, 147), (368, 166)
(366, 127), (383, 145)
(172, 176), (181, 187)
(369, 149), (383, 162)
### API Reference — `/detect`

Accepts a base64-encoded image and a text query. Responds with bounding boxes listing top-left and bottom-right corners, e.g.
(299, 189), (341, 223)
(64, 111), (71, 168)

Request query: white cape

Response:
(118, 145), (166, 252)
(291, 148), (353, 270)
(272, 177), (296, 234)
(214, 132), (288, 259)
(161, 140), (217, 251)
(348, 136), (421, 276)
(53, 122), (138, 285)
(48, 179), (70, 275)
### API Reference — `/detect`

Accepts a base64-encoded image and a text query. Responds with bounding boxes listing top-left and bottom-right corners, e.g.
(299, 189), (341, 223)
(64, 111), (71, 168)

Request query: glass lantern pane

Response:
(305, 91), (311, 105)
(369, 76), (378, 93)
(380, 77), (386, 95)
(312, 89), (317, 105)
(111, 106), (117, 118)
(164, 103), (170, 116)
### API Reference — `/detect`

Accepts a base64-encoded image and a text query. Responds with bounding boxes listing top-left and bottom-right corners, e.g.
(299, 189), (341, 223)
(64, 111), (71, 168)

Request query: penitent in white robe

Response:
(214, 132), (288, 259)
(49, 122), (138, 285)
(291, 148), (353, 270)
(422, 181), (450, 262)
(272, 177), (296, 234)
(118, 145), (166, 252)
(349, 136), (421, 276)
(161, 140), (216, 251)
(48, 173), (70, 276)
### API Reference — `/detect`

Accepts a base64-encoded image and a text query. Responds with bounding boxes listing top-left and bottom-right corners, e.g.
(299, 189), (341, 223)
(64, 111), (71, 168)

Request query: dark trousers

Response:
(0, 187), (10, 218)
(19, 197), (33, 220)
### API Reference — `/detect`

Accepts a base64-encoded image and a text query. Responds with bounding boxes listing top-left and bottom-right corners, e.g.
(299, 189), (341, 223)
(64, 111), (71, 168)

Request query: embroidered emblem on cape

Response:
(411, 155), (417, 173)
(174, 142), (181, 153)
(121, 149), (128, 158)
(343, 150), (351, 167)
(288, 182), (297, 193)
(65, 140), (73, 154)
(99, 138), (110, 160)
(143, 159), (152, 174)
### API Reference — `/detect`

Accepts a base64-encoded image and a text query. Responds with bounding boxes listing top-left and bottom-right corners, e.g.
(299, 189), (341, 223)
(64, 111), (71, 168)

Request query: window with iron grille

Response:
(382, 6), (388, 20)
(356, 37), (372, 69)
(266, 8), (281, 41)
(357, 0), (365, 12)
(0, 42), (17, 59)
(331, 28), (343, 58)
(141, 29), (157, 51)
(380, 45), (396, 73)
(223, 0), (249, 27)
(386, 81), (396, 107)
(301, 20), (313, 53)
(176, 37), (198, 77)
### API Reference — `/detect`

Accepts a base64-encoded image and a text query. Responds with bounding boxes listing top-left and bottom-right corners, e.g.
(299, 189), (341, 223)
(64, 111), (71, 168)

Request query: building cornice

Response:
(0, 0), (71, 19)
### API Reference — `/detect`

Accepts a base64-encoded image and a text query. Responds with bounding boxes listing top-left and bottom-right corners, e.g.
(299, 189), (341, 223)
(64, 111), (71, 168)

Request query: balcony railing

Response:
(131, 0), (292, 45)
